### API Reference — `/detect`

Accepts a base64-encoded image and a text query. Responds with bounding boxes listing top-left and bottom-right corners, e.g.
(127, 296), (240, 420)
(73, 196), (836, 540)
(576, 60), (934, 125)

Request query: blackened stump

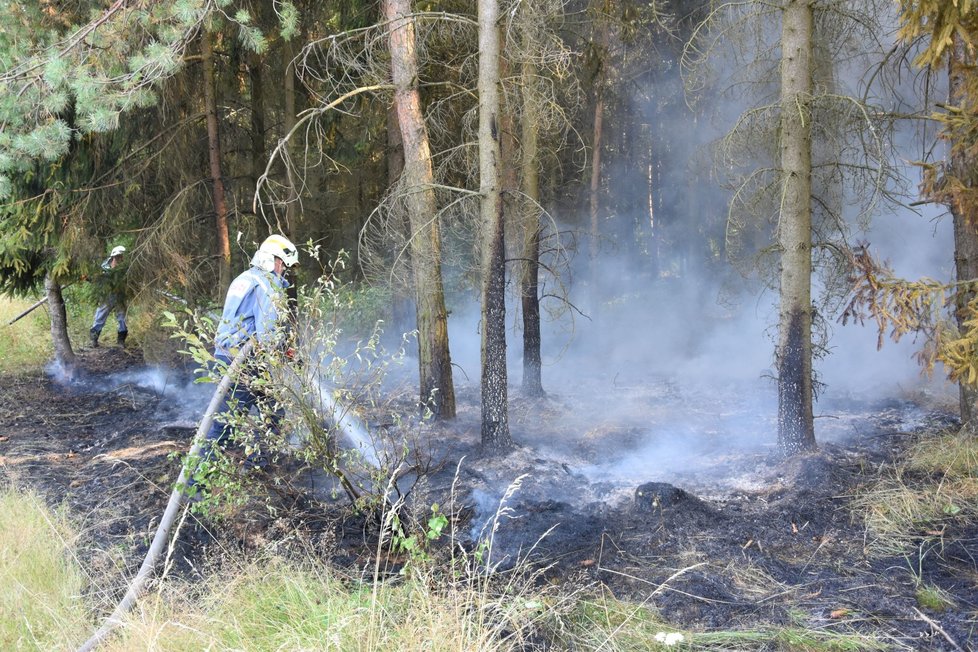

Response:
(634, 482), (699, 512)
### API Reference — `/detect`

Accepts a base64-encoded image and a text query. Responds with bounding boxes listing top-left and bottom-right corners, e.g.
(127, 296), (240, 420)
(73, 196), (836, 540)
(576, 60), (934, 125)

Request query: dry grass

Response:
(73, 471), (577, 651)
(0, 488), (89, 651)
(906, 431), (978, 477)
(103, 560), (534, 651)
(854, 428), (978, 556)
(0, 487), (563, 651)
(0, 482), (904, 652)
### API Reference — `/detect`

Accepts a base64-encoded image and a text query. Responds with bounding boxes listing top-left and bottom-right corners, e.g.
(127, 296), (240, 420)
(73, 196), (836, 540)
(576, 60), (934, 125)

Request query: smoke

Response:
(468, 487), (504, 541)
(425, 4), (957, 507)
(45, 359), (75, 386)
(43, 361), (217, 435)
(107, 367), (204, 398)
(45, 360), (209, 408)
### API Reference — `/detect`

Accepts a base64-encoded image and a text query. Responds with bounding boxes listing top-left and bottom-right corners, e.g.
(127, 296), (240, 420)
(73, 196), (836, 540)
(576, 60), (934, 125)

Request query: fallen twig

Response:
(912, 607), (964, 652)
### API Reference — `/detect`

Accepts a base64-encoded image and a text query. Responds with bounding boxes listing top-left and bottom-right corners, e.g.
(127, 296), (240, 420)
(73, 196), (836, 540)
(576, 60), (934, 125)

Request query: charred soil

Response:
(0, 349), (975, 650)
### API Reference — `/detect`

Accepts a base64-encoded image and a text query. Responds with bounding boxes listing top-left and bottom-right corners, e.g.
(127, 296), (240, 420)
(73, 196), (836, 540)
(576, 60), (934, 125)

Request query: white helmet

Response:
(251, 234), (298, 272)
(110, 245), (126, 257)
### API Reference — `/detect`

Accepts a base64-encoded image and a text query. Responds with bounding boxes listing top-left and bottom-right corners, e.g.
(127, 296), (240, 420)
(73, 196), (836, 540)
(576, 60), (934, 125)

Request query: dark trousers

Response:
(198, 354), (282, 470)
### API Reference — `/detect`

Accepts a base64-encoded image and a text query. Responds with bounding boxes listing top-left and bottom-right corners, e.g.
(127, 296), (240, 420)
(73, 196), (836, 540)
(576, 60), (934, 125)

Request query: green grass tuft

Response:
(915, 584), (955, 612)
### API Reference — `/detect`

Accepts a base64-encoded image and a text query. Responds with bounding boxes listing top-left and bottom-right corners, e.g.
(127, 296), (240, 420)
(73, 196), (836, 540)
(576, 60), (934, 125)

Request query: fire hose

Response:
(76, 342), (253, 652)
(76, 343), (382, 650)
(5, 283), (74, 326)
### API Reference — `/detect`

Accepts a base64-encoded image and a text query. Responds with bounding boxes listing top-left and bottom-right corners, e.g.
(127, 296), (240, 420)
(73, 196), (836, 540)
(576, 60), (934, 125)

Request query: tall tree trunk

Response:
(387, 105), (416, 338)
(477, 0), (512, 450)
(776, 0), (816, 455)
(520, 58), (545, 397)
(384, 0), (456, 419)
(249, 50), (265, 228)
(949, 33), (978, 428)
(202, 31), (231, 291)
(589, 91), (604, 294)
(45, 273), (76, 378)
(588, 2), (608, 298)
(283, 38), (300, 233)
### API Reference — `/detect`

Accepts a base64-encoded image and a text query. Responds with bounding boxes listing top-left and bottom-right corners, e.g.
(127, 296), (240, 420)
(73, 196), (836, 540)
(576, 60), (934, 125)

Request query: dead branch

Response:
(912, 607), (965, 652)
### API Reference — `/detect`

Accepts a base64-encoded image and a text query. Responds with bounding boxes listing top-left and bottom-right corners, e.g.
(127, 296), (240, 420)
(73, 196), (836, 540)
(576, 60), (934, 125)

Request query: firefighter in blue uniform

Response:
(89, 245), (128, 347)
(194, 234), (299, 481)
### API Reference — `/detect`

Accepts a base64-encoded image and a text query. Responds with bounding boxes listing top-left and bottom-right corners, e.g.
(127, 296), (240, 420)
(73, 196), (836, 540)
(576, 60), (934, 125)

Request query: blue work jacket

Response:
(214, 266), (289, 357)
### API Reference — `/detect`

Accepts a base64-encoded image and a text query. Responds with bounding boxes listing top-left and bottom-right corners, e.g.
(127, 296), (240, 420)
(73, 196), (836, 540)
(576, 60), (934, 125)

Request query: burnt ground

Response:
(1, 347), (976, 650)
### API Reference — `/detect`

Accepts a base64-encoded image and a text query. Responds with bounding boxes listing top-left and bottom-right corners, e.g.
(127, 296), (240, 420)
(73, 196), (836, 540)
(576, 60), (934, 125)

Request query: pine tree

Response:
(688, 0), (899, 455)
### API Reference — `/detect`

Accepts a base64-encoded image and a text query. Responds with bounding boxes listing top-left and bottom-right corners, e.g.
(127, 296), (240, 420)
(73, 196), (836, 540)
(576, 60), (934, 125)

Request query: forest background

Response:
(3, 0), (978, 649)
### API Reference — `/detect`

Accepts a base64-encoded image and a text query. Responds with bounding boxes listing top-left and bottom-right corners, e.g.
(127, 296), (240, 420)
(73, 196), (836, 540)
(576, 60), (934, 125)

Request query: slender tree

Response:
(947, 33), (978, 427)
(503, 0), (583, 398)
(384, 0), (457, 418)
(776, 0), (815, 453)
(588, 2), (609, 297)
(519, 56), (545, 397)
(478, 0), (513, 450)
(893, 3), (978, 427)
(687, 0), (898, 455)
(283, 37), (301, 232)
(201, 30), (232, 291)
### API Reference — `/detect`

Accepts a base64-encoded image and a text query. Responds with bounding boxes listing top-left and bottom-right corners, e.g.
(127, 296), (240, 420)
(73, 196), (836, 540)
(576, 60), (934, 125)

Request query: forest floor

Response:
(0, 346), (976, 650)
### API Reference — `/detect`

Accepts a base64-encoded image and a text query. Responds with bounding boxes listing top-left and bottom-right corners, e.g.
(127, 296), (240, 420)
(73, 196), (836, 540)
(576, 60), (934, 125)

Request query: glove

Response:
(284, 346), (304, 369)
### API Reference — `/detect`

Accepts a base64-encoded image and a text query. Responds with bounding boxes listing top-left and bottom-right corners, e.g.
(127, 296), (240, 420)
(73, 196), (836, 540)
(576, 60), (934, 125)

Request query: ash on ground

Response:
(0, 349), (973, 650)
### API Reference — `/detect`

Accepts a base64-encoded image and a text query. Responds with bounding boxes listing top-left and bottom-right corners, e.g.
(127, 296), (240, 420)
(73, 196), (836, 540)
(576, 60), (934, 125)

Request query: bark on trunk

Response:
(249, 50), (265, 221)
(45, 273), (76, 378)
(283, 38), (300, 232)
(589, 92), (604, 294)
(387, 106), (405, 194)
(949, 34), (978, 428)
(520, 59), (544, 397)
(387, 105), (416, 337)
(776, 0), (816, 455)
(477, 0), (512, 450)
(202, 31), (231, 292)
(384, 0), (457, 419)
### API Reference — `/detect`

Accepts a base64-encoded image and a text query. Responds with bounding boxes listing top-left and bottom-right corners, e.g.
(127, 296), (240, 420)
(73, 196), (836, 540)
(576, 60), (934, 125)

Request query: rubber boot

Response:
(117, 330), (128, 347)
(89, 328), (100, 348)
